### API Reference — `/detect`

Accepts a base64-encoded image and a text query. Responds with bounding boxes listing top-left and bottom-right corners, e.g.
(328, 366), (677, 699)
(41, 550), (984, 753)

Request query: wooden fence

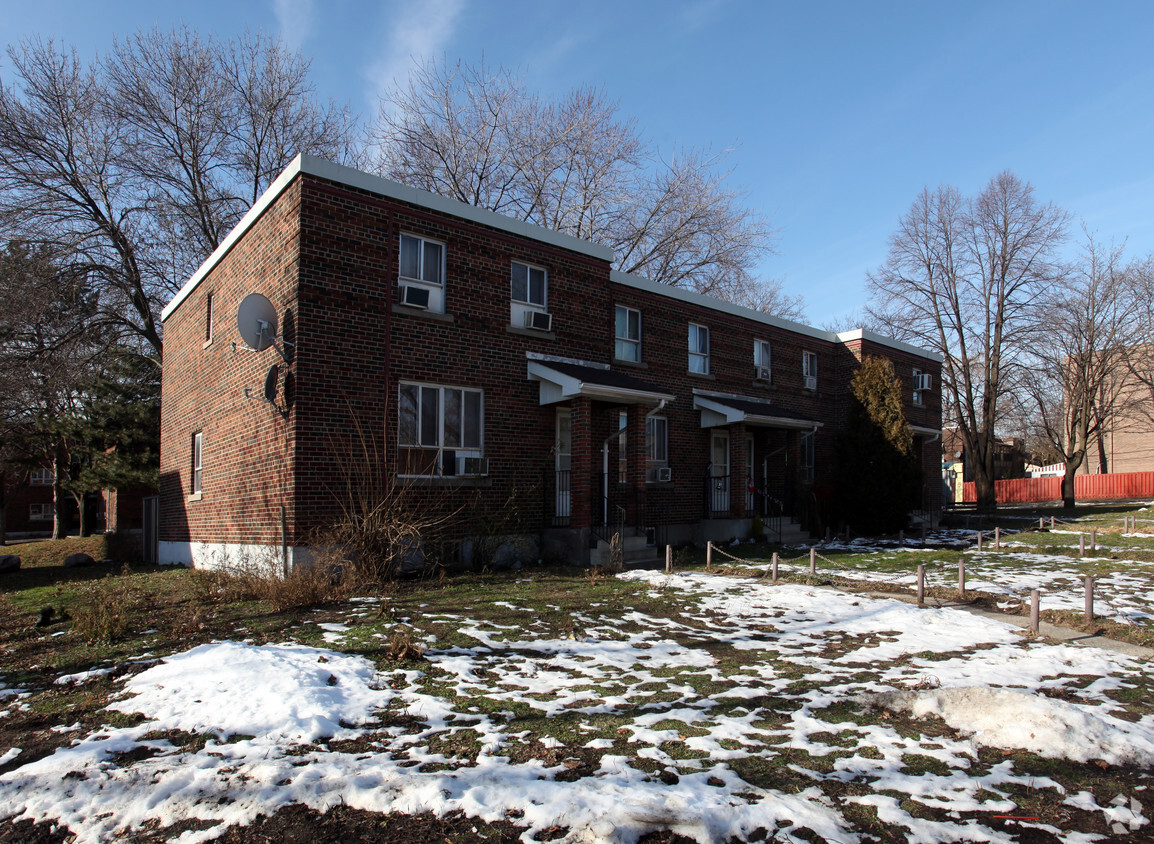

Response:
(962, 471), (1154, 504)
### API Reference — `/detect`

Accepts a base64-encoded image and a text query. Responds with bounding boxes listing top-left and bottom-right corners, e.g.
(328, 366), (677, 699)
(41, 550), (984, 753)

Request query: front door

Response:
(711, 430), (730, 514)
(556, 409), (571, 520)
(746, 435), (755, 512)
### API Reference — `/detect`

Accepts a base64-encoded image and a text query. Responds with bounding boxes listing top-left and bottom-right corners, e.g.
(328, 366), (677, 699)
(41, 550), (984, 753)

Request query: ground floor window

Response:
(29, 503), (53, 521)
(398, 382), (484, 475)
(645, 416), (669, 482)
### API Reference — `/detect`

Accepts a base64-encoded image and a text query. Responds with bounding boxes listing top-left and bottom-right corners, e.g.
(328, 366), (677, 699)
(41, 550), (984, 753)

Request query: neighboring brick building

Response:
(3, 465), (55, 537)
(158, 155), (942, 570)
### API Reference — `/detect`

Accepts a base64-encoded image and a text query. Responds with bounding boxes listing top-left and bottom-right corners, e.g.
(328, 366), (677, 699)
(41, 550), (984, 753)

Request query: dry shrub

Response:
(606, 532), (624, 574)
(258, 561), (363, 612)
(73, 578), (129, 643)
(384, 627), (426, 662)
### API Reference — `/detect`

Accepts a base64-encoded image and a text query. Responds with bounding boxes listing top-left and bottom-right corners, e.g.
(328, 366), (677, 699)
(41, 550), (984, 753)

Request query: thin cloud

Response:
(272, 0), (314, 50)
(366, 0), (465, 100)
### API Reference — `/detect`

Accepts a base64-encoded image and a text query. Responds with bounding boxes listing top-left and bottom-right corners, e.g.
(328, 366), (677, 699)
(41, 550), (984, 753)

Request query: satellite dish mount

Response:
(234, 293), (294, 362)
(245, 363), (287, 419)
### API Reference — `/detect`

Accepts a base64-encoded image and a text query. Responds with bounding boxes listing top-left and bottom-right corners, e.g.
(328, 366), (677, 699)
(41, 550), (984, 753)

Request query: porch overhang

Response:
(693, 391), (822, 431)
(527, 359), (675, 406)
(911, 425), (942, 438)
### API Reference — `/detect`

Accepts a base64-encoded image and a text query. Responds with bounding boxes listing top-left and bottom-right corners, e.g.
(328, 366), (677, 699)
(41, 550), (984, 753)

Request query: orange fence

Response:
(962, 471), (1154, 504)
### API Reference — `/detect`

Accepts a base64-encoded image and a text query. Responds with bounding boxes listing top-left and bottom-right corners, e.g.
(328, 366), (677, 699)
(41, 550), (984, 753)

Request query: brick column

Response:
(627, 404), (648, 524)
(730, 423), (747, 517)
(569, 398), (593, 529)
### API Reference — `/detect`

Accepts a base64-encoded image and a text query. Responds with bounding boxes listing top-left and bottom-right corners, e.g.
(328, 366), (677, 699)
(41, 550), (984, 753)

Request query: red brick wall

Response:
(159, 179), (303, 546)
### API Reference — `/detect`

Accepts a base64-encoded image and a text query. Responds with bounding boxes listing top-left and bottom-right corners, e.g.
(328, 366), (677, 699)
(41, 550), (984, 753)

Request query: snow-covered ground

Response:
(2, 571), (1152, 843)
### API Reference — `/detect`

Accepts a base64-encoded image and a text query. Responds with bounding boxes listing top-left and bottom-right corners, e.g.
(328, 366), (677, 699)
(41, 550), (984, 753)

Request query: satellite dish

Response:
(237, 293), (278, 352)
(263, 364), (279, 402)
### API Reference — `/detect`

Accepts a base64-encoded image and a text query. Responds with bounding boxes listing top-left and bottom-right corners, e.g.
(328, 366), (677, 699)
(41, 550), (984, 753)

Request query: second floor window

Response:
(615, 306), (641, 362)
(754, 340), (771, 380)
(511, 261), (547, 307)
(399, 234), (444, 286)
(689, 323), (709, 373)
(803, 351), (818, 389)
(29, 467), (52, 486)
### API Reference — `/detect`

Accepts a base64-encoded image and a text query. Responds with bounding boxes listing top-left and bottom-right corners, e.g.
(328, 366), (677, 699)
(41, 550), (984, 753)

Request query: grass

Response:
(3, 509), (1154, 842)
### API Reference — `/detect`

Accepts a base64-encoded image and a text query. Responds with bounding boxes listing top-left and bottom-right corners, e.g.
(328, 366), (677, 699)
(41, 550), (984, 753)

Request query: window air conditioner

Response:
(656, 466), (672, 483)
(524, 310), (552, 331)
(756, 366), (771, 381)
(401, 285), (430, 309)
(803, 375), (817, 390)
(916, 373), (933, 391)
(459, 456), (489, 476)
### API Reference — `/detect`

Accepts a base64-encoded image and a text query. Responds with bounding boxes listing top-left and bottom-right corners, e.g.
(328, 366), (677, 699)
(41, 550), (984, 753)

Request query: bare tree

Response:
(371, 58), (796, 316)
(1017, 234), (1138, 507)
(868, 173), (1069, 510)
(0, 28), (359, 360)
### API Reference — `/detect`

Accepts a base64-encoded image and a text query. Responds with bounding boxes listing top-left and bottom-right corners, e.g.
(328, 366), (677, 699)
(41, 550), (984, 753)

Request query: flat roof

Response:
(159, 156), (942, 363)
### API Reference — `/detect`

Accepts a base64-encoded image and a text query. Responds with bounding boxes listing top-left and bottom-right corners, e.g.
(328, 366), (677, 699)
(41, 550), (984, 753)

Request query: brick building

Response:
(158, 155), (942, 570)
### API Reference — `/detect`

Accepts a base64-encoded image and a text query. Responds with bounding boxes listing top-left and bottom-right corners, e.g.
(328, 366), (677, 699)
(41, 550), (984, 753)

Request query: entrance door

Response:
(711, 430), (730, 514)
(555, 409), (572, 520)
(746, 435), (755, 512)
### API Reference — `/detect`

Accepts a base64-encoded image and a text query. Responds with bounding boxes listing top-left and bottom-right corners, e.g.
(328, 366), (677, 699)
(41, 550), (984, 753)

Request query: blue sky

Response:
(2, 0), (1153, 327)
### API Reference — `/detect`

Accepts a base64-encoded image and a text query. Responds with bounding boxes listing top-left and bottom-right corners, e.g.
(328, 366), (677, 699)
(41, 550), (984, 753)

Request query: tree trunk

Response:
(1061, 466), (1077, 509)
(973, 470), (997, 511)
(0, 469), (7, 546)
(52, 442), (68, 540)
(74, 492), (89, 538)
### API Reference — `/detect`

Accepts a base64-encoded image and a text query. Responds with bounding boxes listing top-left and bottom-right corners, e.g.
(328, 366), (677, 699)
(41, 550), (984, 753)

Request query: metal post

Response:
(1039, 517), (1044, 530)
(994, 527), (1001, 550)
(771, 552), (779, 584)
(809, 547), (816, 576)
(958, 560), (966, 598)
(1030, 590), (1040, 634)
(977, 531), (983, 551)
(665, 545), (672, 573)
(1050, 516), (1055, 529)
(1085, 576), (1094, 622)
(706, 541), (713, 571)
(1091, 529), (1097, 551)
(917, 564), (925, 605)
(1079, 534), (1085, 557)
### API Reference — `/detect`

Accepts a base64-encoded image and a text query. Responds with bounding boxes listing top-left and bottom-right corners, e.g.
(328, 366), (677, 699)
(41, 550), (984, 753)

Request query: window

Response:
(617, 411), (628, 483)
(754, 340), (771, 381)
(913, 368), (932, 405)
(29, 503), (53, 521)
(646, 417), (668, 463)
(511, 261), (547, 307)
(204, 292), (214, 344)
(689, 324), (710, 373)
(192, 432), (203, 494)
(800, 431), (815, 484)
(803, 351), (818, 389)
(399, 234), (444, 286)
(398, 383), (484, 476)
(399, 234), (445, 312)
(29, 468), (52, 486)
(615, 306), (641, 362)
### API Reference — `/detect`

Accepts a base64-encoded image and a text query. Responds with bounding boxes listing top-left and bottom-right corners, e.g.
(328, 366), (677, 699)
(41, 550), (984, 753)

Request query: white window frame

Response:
(615, 305), (641, 362)
(192, 432), (203, 494)
(29, 467), (52, 486)
(913, 367), (925, 405)
(617, 411), (628, 484)
(399, 233), (446, 313)
(397, 382), (484, 476)
(689, 323), (710, 374)
(511, 260), (547, 308)
(29, 503), (53, 521)
(754, 340), (772, 380)
(803, 351), (818, 389)
(646, 416), (668, 464)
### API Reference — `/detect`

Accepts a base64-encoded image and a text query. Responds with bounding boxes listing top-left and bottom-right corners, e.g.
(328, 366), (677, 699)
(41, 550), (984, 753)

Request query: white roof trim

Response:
(692, 394), (822, 431)
(911, 424), (942, 437)
(162, 154), (615, 322)
(526, 360), (675, 406)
